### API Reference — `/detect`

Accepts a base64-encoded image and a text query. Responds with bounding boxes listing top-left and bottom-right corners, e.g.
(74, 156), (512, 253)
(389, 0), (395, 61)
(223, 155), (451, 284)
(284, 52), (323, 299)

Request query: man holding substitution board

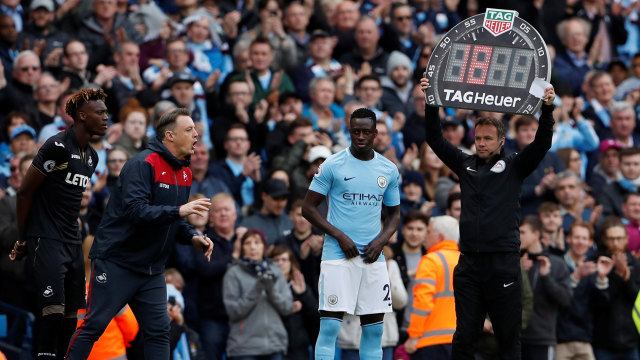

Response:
(418, 7), (557, 359)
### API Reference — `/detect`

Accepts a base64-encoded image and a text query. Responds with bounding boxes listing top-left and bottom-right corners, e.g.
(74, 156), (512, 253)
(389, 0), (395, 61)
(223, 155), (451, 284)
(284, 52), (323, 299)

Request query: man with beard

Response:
(381, 51), (414, 119)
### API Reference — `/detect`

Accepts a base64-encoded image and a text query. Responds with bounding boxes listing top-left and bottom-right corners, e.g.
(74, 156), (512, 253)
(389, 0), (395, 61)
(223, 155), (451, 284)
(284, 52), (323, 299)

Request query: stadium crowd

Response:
(2, 0), (640, 358)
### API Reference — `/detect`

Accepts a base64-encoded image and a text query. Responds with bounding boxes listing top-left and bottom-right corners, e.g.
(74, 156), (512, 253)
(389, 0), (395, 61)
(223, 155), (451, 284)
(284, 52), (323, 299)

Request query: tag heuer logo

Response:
(483, 8), (518, 36)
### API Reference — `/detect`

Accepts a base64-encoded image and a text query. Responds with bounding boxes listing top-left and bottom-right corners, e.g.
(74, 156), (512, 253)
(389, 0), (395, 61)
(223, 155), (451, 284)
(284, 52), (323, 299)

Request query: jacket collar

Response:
(148, 137), (190, 169)
(428, 239), (459, 253)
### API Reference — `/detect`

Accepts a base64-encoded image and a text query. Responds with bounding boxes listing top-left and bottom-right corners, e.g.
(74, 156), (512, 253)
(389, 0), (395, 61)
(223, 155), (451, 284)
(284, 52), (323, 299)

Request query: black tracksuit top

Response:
(424, 104), (555, 253)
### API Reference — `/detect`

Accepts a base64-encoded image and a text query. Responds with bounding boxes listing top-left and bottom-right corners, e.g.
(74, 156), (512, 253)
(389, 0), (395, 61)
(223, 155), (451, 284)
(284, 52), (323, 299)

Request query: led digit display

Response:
(424, 8), (551, 115)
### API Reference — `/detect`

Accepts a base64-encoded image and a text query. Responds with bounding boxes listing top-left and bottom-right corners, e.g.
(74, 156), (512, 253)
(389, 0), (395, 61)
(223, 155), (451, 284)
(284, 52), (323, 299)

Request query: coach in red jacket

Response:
(66, 108), (213, 360)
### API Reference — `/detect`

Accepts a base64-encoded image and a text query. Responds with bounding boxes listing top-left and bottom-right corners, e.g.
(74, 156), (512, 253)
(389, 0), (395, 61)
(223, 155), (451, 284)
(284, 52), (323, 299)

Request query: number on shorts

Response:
(383, 284), (390, 301)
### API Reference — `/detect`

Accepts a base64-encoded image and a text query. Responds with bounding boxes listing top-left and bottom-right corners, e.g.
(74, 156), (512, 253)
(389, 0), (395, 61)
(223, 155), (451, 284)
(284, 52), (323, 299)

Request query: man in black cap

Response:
(166, 69), (212, 150)
(290, 29), (342, 102)
(239, 178), (293, 244)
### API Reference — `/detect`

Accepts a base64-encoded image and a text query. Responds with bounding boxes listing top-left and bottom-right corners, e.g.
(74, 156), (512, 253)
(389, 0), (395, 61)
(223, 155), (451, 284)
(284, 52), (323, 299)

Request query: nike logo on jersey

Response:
(466, 167), (477, 172)
(503, 282), (514, 288)
(344, 176), (355, 181)
(54, 142), (65, 148)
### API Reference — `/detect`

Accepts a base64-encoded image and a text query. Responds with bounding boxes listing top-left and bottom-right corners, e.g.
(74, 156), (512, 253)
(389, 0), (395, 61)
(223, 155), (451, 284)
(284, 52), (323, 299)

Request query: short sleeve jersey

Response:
(309, 148), (400, 261)
(27, 129), (98, 243)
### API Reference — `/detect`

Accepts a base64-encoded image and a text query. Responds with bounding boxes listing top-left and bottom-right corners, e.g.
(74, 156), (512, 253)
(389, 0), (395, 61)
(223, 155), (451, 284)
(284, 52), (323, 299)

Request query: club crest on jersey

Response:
(96, 273), (107, 284)
(490, 160), (506, 173)
(43, 285), (53, 297)
(88, 156), (93, 167)
(377, 176), (387, 188)
(183, 171), (187, 182)
(314, 164), (322, 178)
(328, 294), (338, 305)
(43, 160), (56, 172)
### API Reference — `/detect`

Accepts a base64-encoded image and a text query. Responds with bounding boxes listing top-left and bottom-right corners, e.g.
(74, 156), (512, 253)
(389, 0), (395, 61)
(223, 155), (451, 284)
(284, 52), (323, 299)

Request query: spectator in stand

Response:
(223, 229), (294, 359)
(398, 170), (429, 219)
(574, 0), (628, 65)
(77, 0), (143, 70)
(379, 3), (420, 59)
(402, 85), (427, 152)
(556, 221), (598, 360)
(240, 178), (293, 244)
(599, 147), (640, 217)
(237, 0), (297, 72)
(166, 282), (206, 360)
(164, 70), (213, 150)
(37, 88), (74, 145)
(269, 245), (319, 360)
(537, 202), (566, 254)
(604, 101), (640, 148)
(583, 71), (616, 140)
(505, 115), (565, 216)
(590, 217), (640, 359)
(340, 15), (390, 77)
(0, 15), (18, 79)
(92, 146), (128, 207)
(283, 1), (310, 68)
(19, 0), (67, 63)
(392, 211), (428, 336)
(233, 36), (295, 106)
(290, 29), (342, 102)
(519, 215), (572, 360)
(56, 40), (94, 90)
(416, 142), (450, 203)
(302, 77), (345, 136)
(374, 120), (400, 166)
(330, 0), (359, 60)
(615, 53), (640, 101)
(30, 72), (62, 133)
(0, 50), (41, 116)
(404, 215), (460, 359)
(275, 198), (323, 292)
(184, 13), (232, 88)
(622, 192), (640, 256)
(197, 193), (239, 360)
(210, 124), (262, 210)
(112, 102), (149, 159)
(554, 170), (603, 234)
(556, 148), (585, 181)
(189, 142), (230, 198)
(381, 51), (414, 119)
(445, 192), (461, 221)
(588, 139), (622, 195)
(554, 18), (593, 96)
(0, 112), (29, 178)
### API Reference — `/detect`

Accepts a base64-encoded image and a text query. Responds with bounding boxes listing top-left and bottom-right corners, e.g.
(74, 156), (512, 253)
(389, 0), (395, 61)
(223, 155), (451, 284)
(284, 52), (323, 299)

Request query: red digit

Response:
(466, 45), (493, 85)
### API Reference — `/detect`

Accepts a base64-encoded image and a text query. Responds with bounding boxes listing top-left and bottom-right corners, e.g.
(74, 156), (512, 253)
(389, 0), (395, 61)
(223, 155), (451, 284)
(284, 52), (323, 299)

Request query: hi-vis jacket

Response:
(407, 240), (460, 348)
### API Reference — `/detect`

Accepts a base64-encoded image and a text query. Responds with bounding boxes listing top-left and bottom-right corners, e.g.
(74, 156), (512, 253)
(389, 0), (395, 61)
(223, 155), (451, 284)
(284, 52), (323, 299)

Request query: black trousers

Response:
(451, 252), (522, 360)
(65, 258), (170, 359)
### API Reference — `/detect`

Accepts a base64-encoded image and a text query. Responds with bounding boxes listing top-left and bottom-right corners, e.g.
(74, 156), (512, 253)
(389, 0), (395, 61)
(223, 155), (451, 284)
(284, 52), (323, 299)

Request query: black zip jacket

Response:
(90, 138), (197, 275)
(424, 104), (554, 253)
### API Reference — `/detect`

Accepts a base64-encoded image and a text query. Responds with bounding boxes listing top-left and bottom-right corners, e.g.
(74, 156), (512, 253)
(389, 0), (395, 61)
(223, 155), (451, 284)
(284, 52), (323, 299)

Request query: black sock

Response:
(57, 316), (78, 360)
(36, 313), (63, 359)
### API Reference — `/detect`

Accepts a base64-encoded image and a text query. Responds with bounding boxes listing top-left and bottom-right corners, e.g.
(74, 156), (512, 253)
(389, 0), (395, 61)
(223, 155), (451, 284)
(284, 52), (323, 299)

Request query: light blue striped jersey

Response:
(309, 148), (400, 261)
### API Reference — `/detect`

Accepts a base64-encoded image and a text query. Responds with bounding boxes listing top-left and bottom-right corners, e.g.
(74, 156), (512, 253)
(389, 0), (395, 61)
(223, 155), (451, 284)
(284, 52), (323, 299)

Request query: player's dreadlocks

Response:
(65, 88), (107, 121)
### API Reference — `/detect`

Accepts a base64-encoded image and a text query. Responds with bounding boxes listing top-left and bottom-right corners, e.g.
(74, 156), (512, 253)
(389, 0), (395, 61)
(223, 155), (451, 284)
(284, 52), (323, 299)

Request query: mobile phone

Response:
(168, 296), (176, 306)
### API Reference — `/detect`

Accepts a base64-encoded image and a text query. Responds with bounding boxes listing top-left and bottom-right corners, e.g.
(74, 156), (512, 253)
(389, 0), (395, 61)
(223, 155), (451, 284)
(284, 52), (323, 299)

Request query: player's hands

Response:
(404, 337), (419, 354)
(360, 237), (385, 264)
(337, 234), (359, 259)
(9, 240), (27, 261)
(543, 86), (555, 106)
(192, 234), (214, 261)
(179, 198), (211, 218)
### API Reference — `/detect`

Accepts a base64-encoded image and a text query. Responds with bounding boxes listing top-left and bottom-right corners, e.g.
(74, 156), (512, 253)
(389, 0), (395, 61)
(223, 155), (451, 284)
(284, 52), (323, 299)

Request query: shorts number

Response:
(383, 284), (390, 301)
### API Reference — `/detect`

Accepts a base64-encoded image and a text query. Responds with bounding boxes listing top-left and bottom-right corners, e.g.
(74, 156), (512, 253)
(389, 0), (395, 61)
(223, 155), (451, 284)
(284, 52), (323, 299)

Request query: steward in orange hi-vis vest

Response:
(407, 239), (460, 349)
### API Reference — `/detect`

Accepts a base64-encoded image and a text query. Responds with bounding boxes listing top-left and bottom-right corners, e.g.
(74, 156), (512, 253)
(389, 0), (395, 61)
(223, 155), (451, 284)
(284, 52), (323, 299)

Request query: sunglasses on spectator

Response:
(20, 66), (40, 72)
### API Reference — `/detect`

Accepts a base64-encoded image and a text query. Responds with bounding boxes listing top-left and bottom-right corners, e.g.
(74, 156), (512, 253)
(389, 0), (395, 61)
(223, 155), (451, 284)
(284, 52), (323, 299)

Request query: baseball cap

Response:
(263, 178), (290, 198)
(441, 116), (463, 128)
(168, 70), (196, 88)
(599, 138), (622, 153)
(308, 145), (332, 163)
(310, 29), (331, 41)
(30, 0), (54, 11)
(10, 125), (36, 141)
